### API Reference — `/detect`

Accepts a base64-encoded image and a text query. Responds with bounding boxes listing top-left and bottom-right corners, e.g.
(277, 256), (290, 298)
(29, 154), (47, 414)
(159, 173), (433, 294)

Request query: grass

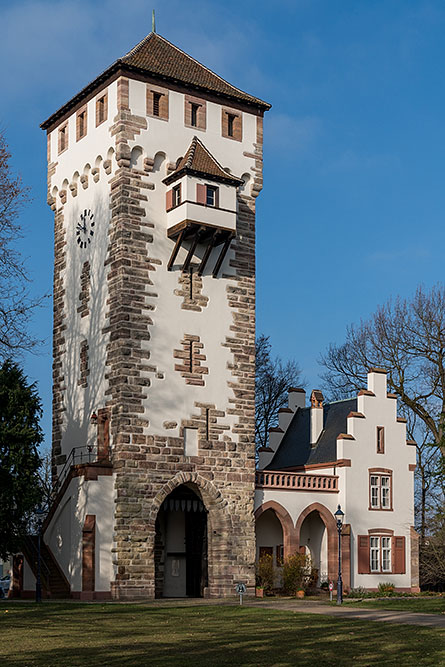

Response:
(343, 596), (445, 614)
(0, 602), (444, 666)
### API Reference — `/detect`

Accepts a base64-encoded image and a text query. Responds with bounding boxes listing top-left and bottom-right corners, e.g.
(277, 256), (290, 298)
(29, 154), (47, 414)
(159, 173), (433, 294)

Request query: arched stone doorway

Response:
(148, 472), (235, 598)
(155, 484), (208, 598)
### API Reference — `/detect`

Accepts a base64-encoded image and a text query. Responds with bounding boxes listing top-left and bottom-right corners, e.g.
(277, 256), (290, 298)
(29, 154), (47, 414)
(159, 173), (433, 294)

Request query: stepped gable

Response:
(267, 397), (357, 470)
(41, 32), (270, 130)
(163, 136), (243, 186)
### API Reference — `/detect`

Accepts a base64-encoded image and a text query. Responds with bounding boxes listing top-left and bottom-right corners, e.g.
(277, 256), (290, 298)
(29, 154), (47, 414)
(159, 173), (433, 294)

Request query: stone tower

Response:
(40, 31), (270, 599)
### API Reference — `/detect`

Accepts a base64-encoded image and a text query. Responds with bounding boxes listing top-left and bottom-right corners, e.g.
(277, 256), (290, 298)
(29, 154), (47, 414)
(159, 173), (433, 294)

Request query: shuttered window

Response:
(358, 534), (405, 574)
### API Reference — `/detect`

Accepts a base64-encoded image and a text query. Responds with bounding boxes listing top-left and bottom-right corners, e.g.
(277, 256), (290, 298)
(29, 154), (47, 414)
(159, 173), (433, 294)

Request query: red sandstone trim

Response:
(337, 433), (355, 440)
(358, 389), (375, 397)
(347, 411), (365, 419)
(368, 367), (387, 374)
(409, 463), (416, 471)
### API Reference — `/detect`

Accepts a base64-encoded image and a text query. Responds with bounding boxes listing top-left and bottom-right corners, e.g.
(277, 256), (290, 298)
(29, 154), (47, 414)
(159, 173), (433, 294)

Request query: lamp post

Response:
(35, 506), (45, 603)
(334, 504), (344, 605)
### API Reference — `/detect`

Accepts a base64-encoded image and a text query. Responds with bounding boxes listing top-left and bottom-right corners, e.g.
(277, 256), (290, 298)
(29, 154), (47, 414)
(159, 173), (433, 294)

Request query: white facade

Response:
(254, 369), (419, 592)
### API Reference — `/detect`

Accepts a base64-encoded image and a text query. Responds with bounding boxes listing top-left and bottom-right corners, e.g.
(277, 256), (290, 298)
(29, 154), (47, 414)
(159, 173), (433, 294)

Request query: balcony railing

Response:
(255, 470), (339, 492)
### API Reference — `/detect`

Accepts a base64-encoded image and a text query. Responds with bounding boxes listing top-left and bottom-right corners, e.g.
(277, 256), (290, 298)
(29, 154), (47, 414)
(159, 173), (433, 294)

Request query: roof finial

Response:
(152, 9), (156, 33)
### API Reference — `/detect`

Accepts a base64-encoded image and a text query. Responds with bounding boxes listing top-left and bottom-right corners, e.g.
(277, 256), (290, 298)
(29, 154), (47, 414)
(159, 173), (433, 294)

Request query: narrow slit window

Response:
(96, 94), (107, 126)
(77, 108), (87, 141)
(59, 124), (68, 153)
(153, 92), (161, 117)
(191, 103), (200, 127)
(377, 426), (385, 453)
(227, 113), (236, 137)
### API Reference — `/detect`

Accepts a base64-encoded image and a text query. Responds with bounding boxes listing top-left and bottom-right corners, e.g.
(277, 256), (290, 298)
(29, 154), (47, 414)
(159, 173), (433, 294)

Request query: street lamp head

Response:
(334, 504), (344, 524)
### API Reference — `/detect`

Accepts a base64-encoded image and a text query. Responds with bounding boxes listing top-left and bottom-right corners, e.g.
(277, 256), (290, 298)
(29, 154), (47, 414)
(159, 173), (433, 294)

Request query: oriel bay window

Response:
(369, 469), (392, 510)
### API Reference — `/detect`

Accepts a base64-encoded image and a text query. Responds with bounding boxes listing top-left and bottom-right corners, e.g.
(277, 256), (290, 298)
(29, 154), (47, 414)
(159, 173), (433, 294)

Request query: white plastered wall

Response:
(124, 78), (259, 437)
(45, 473), (116, 592)
(338, 371), (416, 589)
(48, 81), (118, 460)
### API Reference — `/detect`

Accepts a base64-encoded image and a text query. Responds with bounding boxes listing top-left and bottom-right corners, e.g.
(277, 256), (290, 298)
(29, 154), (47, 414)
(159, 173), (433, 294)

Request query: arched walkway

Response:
(295, 502), (341, 585)
(254, 501), (298, 560)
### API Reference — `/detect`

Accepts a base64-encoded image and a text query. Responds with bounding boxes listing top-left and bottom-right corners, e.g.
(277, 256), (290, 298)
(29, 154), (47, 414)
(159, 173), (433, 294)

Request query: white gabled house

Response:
(254, 368), (419, 592)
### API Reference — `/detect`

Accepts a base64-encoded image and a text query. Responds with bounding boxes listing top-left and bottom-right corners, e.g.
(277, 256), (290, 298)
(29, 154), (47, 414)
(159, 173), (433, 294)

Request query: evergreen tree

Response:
(0, 360), (43, 558)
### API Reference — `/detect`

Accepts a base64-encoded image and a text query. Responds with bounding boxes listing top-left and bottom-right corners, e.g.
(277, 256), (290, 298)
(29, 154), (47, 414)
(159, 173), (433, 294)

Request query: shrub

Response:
(282, 553), (310, 595)
(378, 582), (395, 595)
(348, 586), (369, 598)
(256, 553), (274, 592)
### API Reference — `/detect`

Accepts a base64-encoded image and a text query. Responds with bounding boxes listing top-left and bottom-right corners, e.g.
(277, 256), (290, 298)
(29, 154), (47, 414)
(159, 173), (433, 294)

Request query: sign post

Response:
(329, 581), (333, 602)
(235, 582), (246, 605)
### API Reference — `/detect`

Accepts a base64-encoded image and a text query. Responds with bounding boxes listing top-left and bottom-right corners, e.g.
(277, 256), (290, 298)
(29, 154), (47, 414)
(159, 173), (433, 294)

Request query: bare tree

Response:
(0, 130), (46, 358)
(320, 285), (445, 456)
(256, 334), (303, 452)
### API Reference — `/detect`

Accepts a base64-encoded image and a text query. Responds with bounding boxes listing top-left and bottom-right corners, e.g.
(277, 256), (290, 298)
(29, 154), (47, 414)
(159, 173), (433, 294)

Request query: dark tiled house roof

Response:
(266, 398), (357, 470)
(41, 32), (270, 130)
(163, 136), (243, 186)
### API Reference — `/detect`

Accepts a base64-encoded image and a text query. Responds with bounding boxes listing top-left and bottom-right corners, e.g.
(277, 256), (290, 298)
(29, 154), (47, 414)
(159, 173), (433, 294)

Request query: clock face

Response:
(76, 209), (95, 249)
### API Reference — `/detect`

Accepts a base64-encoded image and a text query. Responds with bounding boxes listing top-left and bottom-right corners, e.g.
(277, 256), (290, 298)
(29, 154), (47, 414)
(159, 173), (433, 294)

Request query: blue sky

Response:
(1, 0), (445, 449)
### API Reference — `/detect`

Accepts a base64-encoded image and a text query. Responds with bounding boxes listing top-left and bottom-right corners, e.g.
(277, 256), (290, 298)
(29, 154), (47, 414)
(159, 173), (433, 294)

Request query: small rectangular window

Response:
(76, 107), (87, 141)
(369, 470), (392, 510)
(206, 185), (218, 207)
(227, 113), (236, 137)
(153, 92), (161, 117)
(191, 103), (200, 127)
(173, 184), (181, 207)
(96, 94), (107, 126)
(377, 426), (385, 453)
(58, 123), (68, 153)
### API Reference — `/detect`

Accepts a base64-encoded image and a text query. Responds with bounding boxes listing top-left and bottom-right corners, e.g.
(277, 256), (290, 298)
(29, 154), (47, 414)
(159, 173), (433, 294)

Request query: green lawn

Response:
(343, 596), (445, 614)
(0, 603), (444, 666)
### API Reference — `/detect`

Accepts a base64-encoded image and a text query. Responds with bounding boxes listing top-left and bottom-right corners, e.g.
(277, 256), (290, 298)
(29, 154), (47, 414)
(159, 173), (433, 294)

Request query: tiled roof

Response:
(121, 33), (270, 109)
(266, 398), (357, 469)
(41, 32), (270, 130)
(163, 136), (243, 186)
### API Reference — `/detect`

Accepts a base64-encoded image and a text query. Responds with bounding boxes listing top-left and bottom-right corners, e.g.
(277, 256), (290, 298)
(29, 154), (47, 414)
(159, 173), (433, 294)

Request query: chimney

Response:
(288, 387), (306, 411)
(310, 389), (324, 445)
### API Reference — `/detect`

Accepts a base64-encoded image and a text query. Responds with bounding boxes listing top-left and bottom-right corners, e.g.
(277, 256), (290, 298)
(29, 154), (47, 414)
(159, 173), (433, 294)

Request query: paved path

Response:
(245, 598), (445, 629)
(5, 595), (445, 628)
(143, 596), (445, 629)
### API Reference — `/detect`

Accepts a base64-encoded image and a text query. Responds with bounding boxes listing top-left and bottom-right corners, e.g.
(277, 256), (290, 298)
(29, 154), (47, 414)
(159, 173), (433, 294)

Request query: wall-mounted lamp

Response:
(90, 411), (98, 425)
